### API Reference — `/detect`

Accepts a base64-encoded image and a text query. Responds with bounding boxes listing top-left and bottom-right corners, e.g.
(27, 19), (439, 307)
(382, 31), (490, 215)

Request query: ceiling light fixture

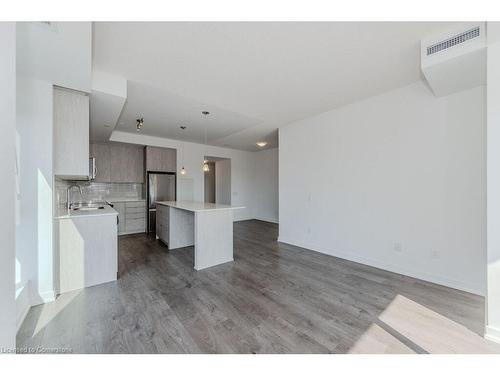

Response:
(256, 142), (267, 147)
(136, 117), (144, 131)
(202, 111), (210, 173)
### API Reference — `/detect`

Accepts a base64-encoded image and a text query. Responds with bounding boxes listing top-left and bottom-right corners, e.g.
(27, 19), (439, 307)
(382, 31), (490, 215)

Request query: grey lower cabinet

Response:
(145, 146), (176, 172)
(90, 142), (144, 183)
(112, 200), (146, 235)
(156, 204), (169, 244)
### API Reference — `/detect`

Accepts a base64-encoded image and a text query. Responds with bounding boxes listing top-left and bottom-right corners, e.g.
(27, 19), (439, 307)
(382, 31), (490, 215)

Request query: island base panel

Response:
(194, 209), (234, 270)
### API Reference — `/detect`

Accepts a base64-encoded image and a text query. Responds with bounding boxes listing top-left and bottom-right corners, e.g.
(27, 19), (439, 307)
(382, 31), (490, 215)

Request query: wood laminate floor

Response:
(17, 220), (500, 353)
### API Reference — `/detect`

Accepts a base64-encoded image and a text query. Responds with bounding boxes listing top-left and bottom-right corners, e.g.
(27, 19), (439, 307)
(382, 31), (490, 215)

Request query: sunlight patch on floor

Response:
(33, 289), (81, 336)
(348, 322), (415, 354)
(349, 294), (500, 354)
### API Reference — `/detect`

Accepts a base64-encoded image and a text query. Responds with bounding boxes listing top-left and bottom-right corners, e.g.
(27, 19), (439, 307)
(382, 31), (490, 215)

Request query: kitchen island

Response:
(156, 201), (244, 270)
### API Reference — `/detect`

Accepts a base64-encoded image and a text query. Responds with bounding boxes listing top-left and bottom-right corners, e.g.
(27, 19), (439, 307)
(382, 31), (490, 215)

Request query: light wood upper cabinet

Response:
(109, 144), (144, 183)
(89, 143), (111, 182)
(90, 142), (144, 183)
(145, 146), (176, 172)
(53, 87), (90, 178)
(133, 147), (144, 183)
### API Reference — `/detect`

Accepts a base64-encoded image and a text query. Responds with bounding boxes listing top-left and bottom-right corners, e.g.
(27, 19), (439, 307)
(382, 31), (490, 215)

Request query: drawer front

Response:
(125, 201), (146, 209)
(126, 212), (146, 220)
(126, 218), (146, 232)
(126, 206), (146, 214)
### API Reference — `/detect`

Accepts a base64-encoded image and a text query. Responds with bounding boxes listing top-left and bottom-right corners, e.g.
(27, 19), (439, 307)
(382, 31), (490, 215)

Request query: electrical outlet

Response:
(431, 250), (439, 259)
(394, 242), (402, 252)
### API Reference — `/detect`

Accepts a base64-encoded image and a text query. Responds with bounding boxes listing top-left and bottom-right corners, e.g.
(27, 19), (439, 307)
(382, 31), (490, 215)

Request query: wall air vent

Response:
(420, 22), (486, 97)
(426, 27), (480, 56)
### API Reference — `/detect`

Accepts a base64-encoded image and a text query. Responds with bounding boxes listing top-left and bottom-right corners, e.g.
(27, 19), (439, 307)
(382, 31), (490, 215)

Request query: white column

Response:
(0, 22), (17, 351)
(486, 22), (500, 344)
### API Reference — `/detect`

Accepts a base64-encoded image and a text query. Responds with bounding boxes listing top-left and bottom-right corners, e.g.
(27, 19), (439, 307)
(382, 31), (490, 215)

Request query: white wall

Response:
(252, 148), (279, 223)
(13, 21), (92, 311)
(0, 22), (17, 351)
(110, 131), (255, 221)
(16, 76), (55, 305)
(279, 81), (485, 295)
(16, 22), (92, 92)
(486, 22), (500, 343)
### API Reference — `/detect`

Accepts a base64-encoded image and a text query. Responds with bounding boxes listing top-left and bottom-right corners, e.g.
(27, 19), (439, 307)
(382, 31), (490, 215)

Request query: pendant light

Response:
(136, 117), (144, 131)
(180, 126), (187, 175)
(202, 111), (210, 173)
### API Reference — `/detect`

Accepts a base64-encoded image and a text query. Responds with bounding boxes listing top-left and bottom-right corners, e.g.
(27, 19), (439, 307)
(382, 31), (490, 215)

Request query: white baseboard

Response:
(278, 236), (484, 296)
(234, 216), (253, 222)
(253, 217), (279, 224)
(485, 326), (500, 344)
(16, 281), (31, 332)
(30, 289), (56, 306)
(39, 290), (56, 303)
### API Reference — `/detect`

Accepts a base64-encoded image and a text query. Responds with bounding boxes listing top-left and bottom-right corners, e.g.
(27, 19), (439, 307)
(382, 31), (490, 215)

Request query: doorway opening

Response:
(204, 156), (231, 205)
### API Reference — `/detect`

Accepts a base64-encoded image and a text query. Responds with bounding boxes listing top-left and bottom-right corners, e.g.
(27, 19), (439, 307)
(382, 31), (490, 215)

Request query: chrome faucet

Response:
(67, 184), (84, 210)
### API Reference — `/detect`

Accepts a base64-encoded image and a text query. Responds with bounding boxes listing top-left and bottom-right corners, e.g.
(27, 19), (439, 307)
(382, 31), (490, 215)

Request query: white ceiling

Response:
(117, 80), (261, 143)
(92, 22), (457, 151)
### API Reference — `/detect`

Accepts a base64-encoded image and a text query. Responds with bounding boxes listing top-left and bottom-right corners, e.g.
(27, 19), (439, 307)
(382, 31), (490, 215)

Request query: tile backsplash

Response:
(55, 179), (144, 207)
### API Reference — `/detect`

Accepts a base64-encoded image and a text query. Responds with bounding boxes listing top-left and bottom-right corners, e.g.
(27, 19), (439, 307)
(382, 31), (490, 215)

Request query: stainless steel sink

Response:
(70, 202), (106, 211)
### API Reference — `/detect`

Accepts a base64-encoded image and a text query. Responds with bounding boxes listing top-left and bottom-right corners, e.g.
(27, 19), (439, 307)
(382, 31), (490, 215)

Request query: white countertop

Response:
(54, 205), (118, 219)
(157, 201), (244, 212)
(109, 198), (146, 203)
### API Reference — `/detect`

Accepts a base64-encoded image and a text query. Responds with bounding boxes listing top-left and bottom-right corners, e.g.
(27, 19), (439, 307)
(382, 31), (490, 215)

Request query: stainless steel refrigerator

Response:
(147, 172), (176, 233)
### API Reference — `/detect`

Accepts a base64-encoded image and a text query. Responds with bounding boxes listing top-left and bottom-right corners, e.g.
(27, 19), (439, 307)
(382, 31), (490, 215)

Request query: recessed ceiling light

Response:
(256, 142), (267, 147)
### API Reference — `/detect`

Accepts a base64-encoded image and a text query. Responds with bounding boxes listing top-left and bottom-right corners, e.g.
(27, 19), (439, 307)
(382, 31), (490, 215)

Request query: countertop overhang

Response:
(54, 205), (118, 219)
(156, 201), (245, 212)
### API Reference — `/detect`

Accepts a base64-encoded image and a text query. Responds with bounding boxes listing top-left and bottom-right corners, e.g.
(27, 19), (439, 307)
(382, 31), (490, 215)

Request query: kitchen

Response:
(51, 87), (244, 294)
